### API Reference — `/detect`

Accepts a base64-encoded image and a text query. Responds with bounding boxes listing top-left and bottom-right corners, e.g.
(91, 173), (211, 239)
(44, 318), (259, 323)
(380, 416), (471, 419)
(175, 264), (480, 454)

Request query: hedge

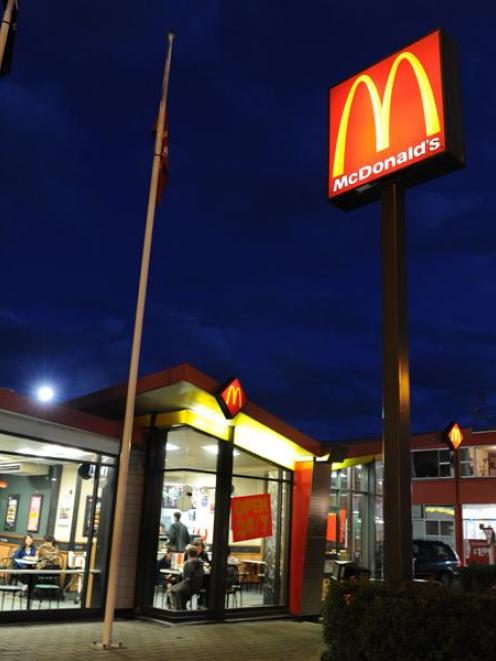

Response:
(322, 580), (496, 661)
(457, 564), (496, 594)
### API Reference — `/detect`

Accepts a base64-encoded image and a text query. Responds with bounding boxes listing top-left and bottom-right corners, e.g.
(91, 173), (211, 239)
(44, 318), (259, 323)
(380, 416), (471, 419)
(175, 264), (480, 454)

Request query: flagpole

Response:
(95, 32), (175, 651)
(0, 0), (15, 73)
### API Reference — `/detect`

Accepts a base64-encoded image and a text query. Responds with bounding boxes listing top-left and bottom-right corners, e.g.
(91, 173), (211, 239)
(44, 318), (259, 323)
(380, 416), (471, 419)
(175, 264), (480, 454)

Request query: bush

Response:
(322, 580), (496, 661)
(457, 564), (496, 594)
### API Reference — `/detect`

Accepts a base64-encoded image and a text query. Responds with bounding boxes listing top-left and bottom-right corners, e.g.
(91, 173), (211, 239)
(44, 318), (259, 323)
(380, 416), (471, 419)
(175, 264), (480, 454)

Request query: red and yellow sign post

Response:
(328, 32), (464, 582)
(445, 422), (465, 565)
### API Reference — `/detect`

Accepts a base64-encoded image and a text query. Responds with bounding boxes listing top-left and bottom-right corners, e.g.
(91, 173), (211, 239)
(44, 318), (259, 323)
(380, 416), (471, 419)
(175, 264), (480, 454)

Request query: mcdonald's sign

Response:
(328, 30), (464, 210)
(217, 377), (248, 419)
(444, 421), (464, 451)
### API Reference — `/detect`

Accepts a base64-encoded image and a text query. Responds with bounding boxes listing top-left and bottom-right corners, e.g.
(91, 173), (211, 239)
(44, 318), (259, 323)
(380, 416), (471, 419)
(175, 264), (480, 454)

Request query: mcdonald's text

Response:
(333, 136), (441, 193)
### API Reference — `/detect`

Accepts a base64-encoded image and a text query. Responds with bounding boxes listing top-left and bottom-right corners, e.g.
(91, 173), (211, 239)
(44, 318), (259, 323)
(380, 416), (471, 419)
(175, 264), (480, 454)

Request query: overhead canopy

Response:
(67, 363), (324, 470)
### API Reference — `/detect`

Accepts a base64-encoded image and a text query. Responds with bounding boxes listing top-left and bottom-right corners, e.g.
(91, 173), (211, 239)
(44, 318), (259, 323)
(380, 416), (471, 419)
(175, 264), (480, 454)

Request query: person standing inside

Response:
(167, 511), (190, 552)
(480, 523), (496, 564)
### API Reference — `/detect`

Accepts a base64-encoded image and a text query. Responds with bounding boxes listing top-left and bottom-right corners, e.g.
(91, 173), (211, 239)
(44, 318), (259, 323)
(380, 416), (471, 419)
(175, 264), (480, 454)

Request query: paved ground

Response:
(0, 618), (325, 661)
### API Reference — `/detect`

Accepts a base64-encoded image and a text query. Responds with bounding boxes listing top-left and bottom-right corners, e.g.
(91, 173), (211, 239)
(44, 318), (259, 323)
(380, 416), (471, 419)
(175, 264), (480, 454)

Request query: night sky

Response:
(0, 2), (495, 442)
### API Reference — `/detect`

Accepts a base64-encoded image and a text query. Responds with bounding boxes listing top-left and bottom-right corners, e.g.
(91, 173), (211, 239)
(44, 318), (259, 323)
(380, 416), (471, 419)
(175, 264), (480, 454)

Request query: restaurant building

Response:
(0, 364), (332, 622)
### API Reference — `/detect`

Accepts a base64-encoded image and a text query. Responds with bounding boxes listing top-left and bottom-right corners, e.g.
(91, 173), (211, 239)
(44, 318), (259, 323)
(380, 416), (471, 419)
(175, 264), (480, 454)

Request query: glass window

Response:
(0, 434), (115, 614)
(440, 521), (454, 537)
(154, 428), (218, 612)
(152, 428), (291, 614)
(412, 450), (453, 478)
(412, 504), (455, 549)
(425, 521), (439, 536)
(326, 463), (377, 576)
(232, 448), (288, 481)
(375, 462), (383, 496)
(164, 428), (218, 471)
(228, 448), (290, 610)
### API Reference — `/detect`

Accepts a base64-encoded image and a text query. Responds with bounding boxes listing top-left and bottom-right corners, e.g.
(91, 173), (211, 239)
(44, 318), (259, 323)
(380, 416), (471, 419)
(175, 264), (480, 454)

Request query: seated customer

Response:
(37, 535), (60, 569)
(13, 535), (36, 568)
(169, 546), (204, 610)
(183, 540), (209, 565)
(156, 546), (178, 588)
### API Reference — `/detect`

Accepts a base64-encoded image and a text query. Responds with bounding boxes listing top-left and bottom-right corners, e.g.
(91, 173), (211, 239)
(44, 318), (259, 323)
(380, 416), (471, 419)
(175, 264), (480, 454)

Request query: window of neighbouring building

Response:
(412, 504), (455, 550)
(412, 450), (453, 479)
(459, 446), (496, 478)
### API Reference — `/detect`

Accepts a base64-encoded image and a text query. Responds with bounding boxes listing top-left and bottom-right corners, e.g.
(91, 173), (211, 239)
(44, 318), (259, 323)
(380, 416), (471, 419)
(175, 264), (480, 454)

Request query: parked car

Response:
(413, 539), (461, 583)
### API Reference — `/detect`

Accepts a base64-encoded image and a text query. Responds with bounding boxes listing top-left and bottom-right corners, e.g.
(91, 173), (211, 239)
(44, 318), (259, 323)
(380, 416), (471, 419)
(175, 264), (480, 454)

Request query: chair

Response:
(34, 554), (64, 609)
(225, 564), (242, 608)
(0, 557), (23, 611)
(255, 564), (265, 593)
(238, 561), (251, 590)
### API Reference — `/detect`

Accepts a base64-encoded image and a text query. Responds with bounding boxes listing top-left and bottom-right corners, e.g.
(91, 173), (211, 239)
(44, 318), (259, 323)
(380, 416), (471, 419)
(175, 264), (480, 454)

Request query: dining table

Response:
(1, 567), (100, 609)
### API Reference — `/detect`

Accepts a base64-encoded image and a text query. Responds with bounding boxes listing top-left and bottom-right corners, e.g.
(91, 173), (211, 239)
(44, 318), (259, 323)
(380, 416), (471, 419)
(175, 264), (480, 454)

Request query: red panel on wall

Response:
(412, 479), (456, 504)
(289, 461), (313, 615)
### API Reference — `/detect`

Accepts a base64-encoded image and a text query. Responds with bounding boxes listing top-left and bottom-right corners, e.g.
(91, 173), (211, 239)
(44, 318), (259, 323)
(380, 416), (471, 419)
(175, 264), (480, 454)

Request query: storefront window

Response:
(0, 434), (115, 614)
(154, 428), (218, 612)
(326, 463), (378, 574)
(412, 450), (453, 478)
(463, 504), (496, 564)
(229, 450), (290, 609)
(150, 427), (291, 614)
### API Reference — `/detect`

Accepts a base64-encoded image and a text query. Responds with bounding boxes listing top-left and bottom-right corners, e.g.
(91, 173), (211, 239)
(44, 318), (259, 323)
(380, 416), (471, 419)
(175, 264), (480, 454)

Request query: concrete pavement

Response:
(0, 618), (325, 661)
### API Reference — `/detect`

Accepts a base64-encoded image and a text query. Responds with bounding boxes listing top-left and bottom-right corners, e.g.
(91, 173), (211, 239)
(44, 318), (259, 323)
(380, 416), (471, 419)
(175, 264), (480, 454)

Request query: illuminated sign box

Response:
(328, 30), (464, 210)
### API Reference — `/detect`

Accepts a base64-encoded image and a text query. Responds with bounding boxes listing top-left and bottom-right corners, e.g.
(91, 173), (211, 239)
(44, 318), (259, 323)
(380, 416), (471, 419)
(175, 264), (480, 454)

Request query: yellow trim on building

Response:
(332, 454), (379, 470)
(134, 408), (315, 470)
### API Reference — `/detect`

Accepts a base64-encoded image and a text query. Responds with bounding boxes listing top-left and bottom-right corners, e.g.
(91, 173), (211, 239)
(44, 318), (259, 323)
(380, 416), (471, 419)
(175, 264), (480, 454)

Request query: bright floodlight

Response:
(37, 385), (55, 403)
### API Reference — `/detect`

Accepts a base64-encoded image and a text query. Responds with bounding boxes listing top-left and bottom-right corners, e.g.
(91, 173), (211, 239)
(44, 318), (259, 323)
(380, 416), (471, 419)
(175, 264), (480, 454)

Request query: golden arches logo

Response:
(333, 51), (441, 178)
(448, 423), (463, 450)
(225, 385), (242, 407)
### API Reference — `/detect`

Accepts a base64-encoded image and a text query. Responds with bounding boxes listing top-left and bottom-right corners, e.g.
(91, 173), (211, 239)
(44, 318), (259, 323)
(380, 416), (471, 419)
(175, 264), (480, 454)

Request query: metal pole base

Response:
(91, 642), (124, 651)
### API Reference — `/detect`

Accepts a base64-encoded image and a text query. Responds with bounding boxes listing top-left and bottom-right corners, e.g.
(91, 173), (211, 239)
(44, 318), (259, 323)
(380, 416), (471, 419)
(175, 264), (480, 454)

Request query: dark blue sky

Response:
(0, 1), (495, 441)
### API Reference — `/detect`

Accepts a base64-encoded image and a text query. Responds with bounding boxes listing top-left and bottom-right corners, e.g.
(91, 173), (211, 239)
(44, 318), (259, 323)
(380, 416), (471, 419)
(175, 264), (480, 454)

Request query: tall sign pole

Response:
(381, 181), (412, 581)
(95, 33), (175, 651)
(445, 422), (464, 565)
(328, 30), (464, 583)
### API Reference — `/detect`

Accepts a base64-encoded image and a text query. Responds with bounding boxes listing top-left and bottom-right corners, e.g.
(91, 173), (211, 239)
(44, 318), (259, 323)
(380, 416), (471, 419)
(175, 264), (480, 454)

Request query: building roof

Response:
(66, 363), (323, 457)
(0, 388), (122, 439)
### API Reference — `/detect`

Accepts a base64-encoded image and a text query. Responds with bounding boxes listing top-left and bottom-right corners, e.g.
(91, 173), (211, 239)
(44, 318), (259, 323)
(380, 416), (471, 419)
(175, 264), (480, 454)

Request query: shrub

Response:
(322, 580), (496, 661)
(457, 564), (496, 594)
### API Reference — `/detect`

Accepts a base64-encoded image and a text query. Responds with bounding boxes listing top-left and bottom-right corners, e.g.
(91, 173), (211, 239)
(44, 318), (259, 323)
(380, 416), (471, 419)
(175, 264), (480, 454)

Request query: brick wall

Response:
(115, 448), (145, 610)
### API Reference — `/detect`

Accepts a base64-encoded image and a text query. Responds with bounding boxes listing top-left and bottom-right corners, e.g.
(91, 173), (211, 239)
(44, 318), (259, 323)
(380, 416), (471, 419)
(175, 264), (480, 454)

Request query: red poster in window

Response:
(231, 494), (272, 542)
(326, 509), (346, 544)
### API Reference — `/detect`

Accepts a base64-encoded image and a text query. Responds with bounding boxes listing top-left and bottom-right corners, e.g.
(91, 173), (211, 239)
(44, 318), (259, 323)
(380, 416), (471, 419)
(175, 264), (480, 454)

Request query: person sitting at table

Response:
(13, 534), (36, 568)
(36, 535), (60, 569)
(169, 545), (204, 610)
(156, 546), (178, 587)
(184, 540), (209, 565)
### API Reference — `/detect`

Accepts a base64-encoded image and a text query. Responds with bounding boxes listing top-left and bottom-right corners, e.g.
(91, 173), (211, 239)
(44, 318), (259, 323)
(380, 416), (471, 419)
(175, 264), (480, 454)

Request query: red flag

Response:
(156, 114), (168, 203)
